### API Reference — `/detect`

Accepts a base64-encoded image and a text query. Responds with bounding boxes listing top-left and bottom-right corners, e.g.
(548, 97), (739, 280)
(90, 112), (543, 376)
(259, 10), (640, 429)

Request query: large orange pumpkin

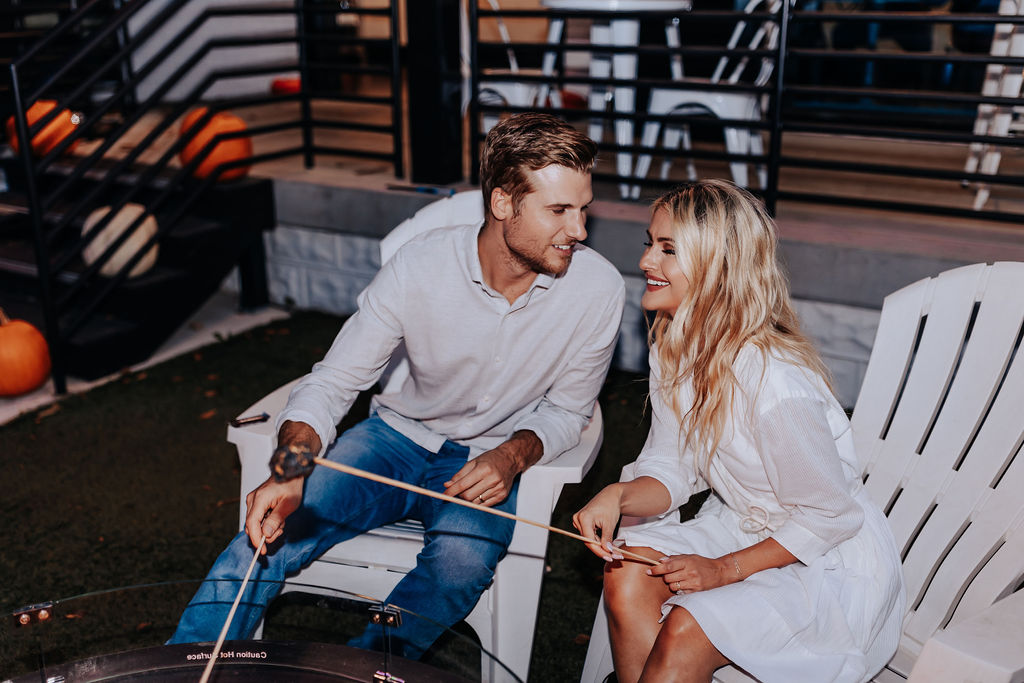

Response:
(5, 99), (80, 157)
(0, 307), (52, 396)
(179, 107), (253, 181)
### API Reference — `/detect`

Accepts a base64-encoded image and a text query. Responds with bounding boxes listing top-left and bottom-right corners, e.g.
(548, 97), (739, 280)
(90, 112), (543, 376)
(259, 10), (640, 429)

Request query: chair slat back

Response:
(710, 0), (783, 87)
(851, 262), (1024, 655)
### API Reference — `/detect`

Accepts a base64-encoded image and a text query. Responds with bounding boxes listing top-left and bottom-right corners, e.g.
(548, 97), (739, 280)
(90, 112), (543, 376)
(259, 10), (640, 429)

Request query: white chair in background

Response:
(962, 0), (1024, 210)
(470, 0), (693, 198)
(630, 0), (783, 197)
(582, 261), (1024, 683)
(475, 0), (548, 133)
(468, 0), (550, 133)
(228, 191), (606, 683)
(540, 0), (693, 199)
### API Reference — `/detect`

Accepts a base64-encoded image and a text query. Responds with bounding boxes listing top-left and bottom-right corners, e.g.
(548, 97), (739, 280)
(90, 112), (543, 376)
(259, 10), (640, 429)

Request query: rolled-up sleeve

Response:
(276, 260), (405, 454)
(758, 398), (864, 565)
(514, 280), (625, 464)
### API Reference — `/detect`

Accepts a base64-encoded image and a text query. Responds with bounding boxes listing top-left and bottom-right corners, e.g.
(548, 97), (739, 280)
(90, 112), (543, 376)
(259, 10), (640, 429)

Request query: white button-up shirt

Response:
(278, 222), (625, 463)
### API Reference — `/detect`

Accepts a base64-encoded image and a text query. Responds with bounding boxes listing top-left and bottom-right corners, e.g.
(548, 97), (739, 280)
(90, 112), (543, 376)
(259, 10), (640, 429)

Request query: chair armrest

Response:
(516, 403), (604, 523)
(908, 589), (1024, 683)
(226, 378), (301, 529)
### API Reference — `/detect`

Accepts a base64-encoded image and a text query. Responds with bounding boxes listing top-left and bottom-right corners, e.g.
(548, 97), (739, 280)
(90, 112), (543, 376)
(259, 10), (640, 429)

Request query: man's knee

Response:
(421, 529), (508, 589)
(209, 532), (262, 575)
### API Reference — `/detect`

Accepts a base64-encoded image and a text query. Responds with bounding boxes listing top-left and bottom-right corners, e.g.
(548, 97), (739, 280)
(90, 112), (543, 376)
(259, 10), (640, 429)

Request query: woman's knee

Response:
(603, 562), (665, 625)
(651, 607), (729, 673)
(659, 606), (705, 641)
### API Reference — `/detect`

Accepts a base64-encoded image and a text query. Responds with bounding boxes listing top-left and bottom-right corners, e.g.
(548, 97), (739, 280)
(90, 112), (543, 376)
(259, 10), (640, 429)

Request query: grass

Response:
(0, 310), (654, 681)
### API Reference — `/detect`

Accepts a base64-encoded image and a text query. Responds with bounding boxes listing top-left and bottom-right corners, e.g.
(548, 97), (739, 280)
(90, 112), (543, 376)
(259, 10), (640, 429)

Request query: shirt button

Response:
(482, 395), (490, 403)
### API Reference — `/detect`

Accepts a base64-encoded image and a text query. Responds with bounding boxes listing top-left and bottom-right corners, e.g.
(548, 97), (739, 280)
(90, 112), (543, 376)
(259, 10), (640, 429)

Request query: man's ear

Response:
(490, 187), (512, 221)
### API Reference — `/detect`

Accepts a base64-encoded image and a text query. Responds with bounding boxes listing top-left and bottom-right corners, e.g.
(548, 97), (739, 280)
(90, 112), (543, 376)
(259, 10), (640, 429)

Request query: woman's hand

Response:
(647, 553), (735, 593)
(573, 484), (625, 561)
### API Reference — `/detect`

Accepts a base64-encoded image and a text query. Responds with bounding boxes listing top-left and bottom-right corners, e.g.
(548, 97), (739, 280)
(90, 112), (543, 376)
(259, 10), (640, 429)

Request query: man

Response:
(169, 112), (626, 659)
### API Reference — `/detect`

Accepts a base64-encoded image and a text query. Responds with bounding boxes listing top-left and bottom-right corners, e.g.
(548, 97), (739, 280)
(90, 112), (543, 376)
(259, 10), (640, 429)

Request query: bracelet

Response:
(730, 552), (742, 580)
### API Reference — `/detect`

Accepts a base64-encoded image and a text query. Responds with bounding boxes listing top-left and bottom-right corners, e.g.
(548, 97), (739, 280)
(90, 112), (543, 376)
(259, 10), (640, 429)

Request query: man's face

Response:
(501, 165), (593, 277)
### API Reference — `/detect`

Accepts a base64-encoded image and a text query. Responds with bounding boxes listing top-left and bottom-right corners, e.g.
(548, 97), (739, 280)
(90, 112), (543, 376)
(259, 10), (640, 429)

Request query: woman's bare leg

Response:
(603, 546), (672, 683)
(640, 607), (729, 683)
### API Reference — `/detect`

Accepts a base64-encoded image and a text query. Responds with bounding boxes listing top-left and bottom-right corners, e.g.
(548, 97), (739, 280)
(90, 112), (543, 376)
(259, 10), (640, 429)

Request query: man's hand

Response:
(443, 430), (543, 507)
(243, 420), (322, 553)
(244, 476), (304, 553)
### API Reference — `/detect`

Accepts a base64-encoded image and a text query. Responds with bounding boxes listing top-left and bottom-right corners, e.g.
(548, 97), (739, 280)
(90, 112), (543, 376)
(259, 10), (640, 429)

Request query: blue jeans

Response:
(168, 415), (518, 659)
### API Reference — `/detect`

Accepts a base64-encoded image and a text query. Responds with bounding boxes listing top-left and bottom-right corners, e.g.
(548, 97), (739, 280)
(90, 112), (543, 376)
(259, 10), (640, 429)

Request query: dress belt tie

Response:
(739, 504), (771, 533)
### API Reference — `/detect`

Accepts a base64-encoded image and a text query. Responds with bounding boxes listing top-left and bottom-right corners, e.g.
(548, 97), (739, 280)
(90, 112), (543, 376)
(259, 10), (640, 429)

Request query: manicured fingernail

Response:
(658, 557), (669, 563)
(611, 553), (624, 560)
(645, 569), (652, 575)
(602, 555), (613, 562)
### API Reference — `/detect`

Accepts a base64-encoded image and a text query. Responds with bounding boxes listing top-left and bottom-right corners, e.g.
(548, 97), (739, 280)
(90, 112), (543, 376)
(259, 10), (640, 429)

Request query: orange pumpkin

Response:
(179, 107), (253, 181)
(0, 307), (52, 396)
(5, 99), (80, 157)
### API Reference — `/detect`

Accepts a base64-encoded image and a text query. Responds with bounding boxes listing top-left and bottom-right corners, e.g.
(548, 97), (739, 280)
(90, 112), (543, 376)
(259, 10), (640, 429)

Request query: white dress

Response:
(618, 346), (906, 683)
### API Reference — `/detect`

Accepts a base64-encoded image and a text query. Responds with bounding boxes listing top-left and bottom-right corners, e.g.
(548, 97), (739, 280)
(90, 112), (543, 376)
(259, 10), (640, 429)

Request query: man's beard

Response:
(509, 242), (572, 276)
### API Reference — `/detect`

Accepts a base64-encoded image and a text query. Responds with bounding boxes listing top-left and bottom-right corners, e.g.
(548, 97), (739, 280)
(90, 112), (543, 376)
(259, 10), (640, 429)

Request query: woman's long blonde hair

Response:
(648, 180), (833, 472)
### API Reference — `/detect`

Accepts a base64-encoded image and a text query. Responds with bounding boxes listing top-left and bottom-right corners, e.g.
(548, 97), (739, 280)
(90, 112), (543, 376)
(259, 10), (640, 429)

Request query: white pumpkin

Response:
(82, 204), (159, 278)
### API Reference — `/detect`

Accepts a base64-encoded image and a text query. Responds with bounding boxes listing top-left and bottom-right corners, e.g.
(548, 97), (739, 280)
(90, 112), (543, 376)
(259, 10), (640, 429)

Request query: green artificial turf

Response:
(0, 310), (655, 681)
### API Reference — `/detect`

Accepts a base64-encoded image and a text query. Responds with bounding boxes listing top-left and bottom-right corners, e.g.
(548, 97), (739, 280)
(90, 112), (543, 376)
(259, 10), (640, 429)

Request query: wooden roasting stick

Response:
(199, 535), (267, 683)
(311, 456), (659, 566)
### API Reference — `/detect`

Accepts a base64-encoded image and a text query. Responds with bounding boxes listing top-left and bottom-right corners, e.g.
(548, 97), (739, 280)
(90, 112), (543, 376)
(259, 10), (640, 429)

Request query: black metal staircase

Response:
(0, 148), (274, 382)
(1, 0), (402, 392)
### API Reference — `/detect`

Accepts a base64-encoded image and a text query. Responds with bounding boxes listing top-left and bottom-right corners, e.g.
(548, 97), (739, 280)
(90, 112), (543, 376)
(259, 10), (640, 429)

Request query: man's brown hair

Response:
(479, 112), (597, 220)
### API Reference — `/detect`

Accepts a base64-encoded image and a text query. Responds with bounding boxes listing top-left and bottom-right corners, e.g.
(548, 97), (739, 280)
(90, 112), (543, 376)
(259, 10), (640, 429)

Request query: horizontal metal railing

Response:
(6, 0), (402, 393)
(469, 2), (1024, 224)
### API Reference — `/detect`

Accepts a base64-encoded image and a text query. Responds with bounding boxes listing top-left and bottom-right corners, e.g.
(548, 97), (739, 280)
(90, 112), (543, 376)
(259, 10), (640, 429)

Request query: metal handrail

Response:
(470, 1), (1024, 224)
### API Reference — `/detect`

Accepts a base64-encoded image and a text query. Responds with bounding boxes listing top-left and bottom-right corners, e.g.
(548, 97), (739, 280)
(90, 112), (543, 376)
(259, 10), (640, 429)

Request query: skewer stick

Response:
(312, 457), (659, 566)
(199, 535), (267, 683)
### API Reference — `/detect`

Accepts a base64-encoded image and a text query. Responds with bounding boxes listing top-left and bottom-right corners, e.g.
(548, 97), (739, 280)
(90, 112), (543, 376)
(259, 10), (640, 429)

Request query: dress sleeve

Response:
(628, 358), (704, 512)
(758, 397), (864, 565)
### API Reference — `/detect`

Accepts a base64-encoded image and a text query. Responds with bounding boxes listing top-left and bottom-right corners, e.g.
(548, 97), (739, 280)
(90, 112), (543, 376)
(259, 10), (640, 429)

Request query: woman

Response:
(573, 180), (905, 683)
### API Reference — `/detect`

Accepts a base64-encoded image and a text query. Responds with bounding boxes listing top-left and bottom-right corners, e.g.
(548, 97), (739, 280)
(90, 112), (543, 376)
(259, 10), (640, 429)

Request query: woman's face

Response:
(639, 209), (689, 315)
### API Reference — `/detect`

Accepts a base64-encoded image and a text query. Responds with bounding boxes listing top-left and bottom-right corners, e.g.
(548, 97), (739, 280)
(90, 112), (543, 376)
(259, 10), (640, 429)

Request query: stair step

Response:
(67, 313), (139, 348)
(0, 167), (271, 383)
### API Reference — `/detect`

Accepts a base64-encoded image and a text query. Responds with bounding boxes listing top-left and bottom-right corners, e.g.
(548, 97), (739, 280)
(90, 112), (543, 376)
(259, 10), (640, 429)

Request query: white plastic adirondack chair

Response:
(582, 261), (1024, 683)
(962, 0), (1024, 211)
(228, 190), (605, 683)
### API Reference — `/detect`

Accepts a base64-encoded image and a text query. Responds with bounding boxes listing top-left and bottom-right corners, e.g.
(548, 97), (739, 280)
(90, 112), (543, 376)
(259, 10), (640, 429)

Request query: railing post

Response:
(469, 0), (481, 184)
(766, 0), (791, 217)
(112, 0), (139, 113)
(9, 65), (66, 395)
(406, 0), (463, 184)
(296, 0), (315, 169)
(389, 0), (404, 178)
